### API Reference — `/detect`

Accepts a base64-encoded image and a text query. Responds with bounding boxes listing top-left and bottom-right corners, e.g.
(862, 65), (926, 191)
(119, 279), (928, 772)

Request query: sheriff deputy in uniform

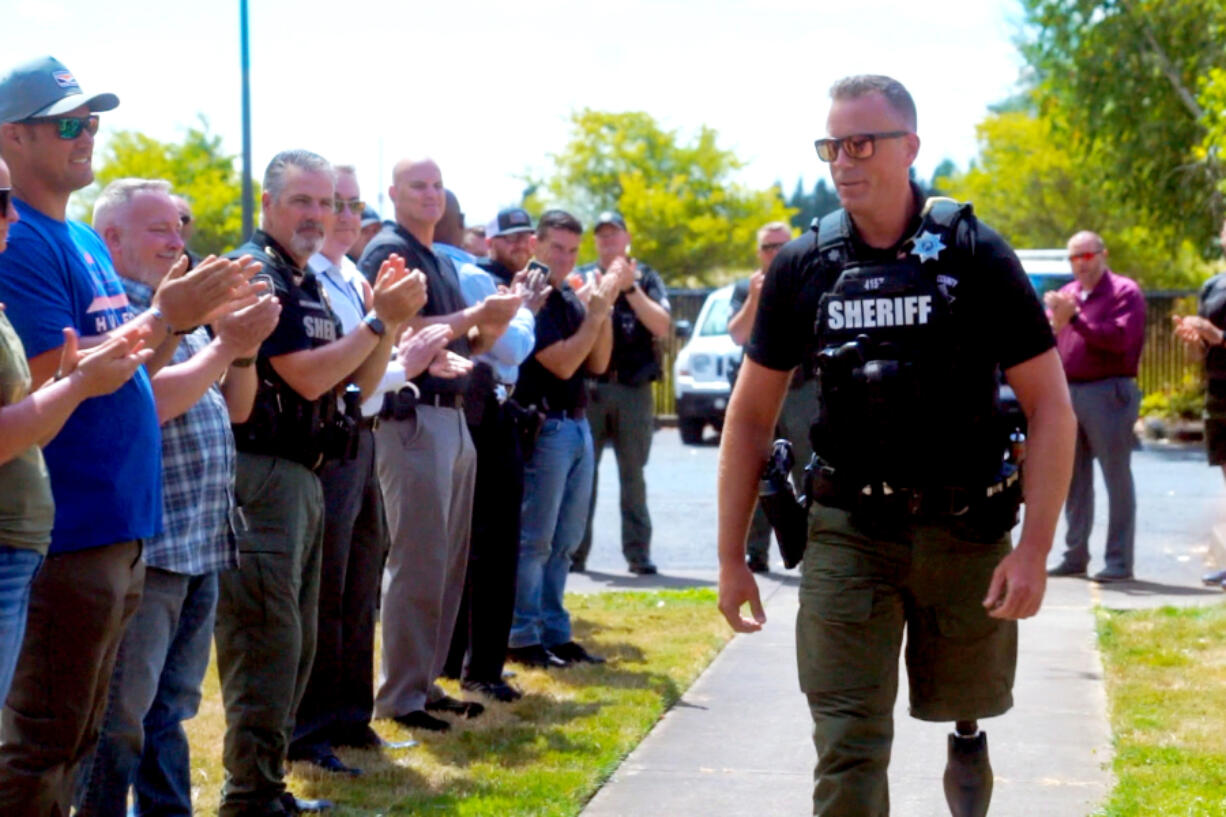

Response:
(716, 75), (1077, 817)
(573, 211), (671, 575)
(215, 149), (424, 817)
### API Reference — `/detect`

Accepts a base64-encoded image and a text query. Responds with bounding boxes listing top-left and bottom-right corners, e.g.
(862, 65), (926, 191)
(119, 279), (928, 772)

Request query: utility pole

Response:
(240, 0), (254, 238)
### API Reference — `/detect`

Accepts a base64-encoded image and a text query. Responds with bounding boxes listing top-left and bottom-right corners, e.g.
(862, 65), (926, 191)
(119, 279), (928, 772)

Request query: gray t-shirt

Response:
(0, 310), (54, 552)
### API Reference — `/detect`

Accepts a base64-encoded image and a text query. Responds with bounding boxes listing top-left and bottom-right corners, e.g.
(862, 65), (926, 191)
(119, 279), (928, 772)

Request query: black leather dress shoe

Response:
(549, 640), (606, 664)
(1046, 561), (1087, 577)
(943, 732), (992, 817)
(1202, 567), (1226, 586)
(1092, 567), (1134, 583)
(279, 793), (333, 814)
(391, 710), (450, 732)
(462, 678), (524, 702)
(506, 644), (567, 668)
(312, 754), (363, 776)
(627, 560), (658, 575)
(425, 694), (485, 718)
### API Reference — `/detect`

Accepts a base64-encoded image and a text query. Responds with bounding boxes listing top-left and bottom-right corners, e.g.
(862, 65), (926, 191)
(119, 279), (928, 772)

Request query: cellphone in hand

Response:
(526, 260), (549, 275)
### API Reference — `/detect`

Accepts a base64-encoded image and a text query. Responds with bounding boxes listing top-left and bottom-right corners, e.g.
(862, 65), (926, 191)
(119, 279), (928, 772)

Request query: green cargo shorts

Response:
(796, 502), (1017, 816)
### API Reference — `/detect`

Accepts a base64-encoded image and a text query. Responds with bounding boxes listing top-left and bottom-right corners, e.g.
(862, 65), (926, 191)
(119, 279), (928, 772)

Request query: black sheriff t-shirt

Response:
(1198, 273), (1226, 387)
(746, 203), (1055, 384)
(516, 283), (588, 413)
(227, 230), (342, 448)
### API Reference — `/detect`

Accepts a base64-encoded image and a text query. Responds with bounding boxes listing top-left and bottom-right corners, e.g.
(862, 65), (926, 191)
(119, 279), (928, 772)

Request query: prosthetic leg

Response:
(944, 720), (993, 817)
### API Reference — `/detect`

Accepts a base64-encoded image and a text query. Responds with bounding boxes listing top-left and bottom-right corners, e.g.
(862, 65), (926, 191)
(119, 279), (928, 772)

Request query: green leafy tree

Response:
(941, 110), (1210, 288)
(76, 118), (253, 255)
(786, 177), (841, 232)
(532, 109), (793, 284)
(1019, 0), (1226, 254)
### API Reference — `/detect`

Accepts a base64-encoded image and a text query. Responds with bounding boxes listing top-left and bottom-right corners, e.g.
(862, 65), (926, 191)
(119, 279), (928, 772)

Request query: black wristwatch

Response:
(363, 314), (387, 337)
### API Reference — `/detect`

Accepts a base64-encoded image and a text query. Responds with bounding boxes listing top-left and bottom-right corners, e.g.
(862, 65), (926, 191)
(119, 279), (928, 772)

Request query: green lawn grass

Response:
(1094, 602), (1226, 817)
(186, 588), (730, 815)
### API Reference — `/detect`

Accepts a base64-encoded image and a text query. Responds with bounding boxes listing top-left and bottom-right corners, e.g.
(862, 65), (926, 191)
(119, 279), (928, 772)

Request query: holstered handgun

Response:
(758, 439), (809, 569)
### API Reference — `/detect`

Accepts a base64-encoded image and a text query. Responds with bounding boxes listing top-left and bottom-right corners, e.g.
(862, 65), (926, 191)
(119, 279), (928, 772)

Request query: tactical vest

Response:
(809, 198), (1006, 491)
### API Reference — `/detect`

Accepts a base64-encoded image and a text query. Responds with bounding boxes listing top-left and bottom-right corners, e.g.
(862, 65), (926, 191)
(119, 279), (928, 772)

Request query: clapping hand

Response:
(397, 324), (473, 380)
(214, 292), (282, 360)
(373, 254), (428, 326)
(1043, 290), (1078, 330)
(154, 255), (258, 330)
(54, 325), (153, 398)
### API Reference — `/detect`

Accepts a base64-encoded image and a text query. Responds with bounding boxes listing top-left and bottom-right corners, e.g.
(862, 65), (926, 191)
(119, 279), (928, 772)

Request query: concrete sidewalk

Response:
(571, 572), (1115, 817)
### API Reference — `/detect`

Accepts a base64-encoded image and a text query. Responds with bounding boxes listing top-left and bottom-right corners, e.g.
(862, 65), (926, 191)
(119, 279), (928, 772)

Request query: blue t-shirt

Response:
(0, 200), (161, 554)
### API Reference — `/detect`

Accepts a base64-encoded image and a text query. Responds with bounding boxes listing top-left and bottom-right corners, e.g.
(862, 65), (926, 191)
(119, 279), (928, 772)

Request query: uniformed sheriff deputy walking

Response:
(716, 75), (1077, 817)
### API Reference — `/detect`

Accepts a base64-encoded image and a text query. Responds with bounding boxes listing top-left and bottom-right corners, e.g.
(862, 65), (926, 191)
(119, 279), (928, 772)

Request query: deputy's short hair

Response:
(829, 74), (917, 131)
(263, 150), (334, 201)
(756, 221), (792, 244)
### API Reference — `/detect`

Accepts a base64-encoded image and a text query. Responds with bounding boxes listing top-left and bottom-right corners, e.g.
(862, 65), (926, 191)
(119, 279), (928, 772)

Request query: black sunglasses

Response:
(0, 188), (10, 217)
(21, 114), (100, 140)
(759, 241), (786, 252)
(814, 131), (910, 162)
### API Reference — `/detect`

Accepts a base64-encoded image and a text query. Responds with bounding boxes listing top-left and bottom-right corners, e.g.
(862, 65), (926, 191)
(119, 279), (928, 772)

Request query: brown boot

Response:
(943, 731), (992, 817)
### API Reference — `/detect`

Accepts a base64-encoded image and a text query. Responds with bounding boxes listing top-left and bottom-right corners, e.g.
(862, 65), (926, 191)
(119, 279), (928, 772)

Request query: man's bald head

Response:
(435, 189), (465, 247)
(388, 157), (445, 239)
(1067, 230), (1109, 291)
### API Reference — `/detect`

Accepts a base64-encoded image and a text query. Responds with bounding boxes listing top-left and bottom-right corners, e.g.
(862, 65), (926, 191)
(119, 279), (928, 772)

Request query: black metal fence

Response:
(650, 288), (1202, 417)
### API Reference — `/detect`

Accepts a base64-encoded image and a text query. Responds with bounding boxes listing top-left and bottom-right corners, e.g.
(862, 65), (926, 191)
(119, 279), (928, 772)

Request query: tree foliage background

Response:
(75, 119), (253, 256)
(942, 0), (1226, 289)
(527, 109), (793, 285)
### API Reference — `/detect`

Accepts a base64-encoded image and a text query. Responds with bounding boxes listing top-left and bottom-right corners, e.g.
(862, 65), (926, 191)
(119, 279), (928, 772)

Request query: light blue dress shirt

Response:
(457, 262), (535, 384)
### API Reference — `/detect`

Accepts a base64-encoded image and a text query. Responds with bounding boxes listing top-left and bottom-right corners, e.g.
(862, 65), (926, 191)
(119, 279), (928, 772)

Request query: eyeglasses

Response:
(333, 198), (365, 215)
(1068, 250), (1102, 262)
(759, 241), (786, 252)
(21, 114), (100, 140)
(0, 188), (10, 216)
(814, 131), (910, 162)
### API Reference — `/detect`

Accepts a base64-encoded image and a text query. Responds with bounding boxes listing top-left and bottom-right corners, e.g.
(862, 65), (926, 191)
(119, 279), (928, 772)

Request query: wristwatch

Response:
(362, 313), (387, 337)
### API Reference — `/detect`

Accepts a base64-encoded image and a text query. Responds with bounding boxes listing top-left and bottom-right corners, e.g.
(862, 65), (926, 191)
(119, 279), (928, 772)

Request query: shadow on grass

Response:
(576, 570), (717, 590)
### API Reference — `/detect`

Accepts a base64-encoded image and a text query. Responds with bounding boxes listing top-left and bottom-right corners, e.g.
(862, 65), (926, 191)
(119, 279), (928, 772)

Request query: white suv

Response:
(673, 285), (740, 444)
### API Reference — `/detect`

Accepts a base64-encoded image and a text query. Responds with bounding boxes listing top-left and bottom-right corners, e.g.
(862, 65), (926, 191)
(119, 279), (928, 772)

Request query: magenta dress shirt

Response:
(1054, 270), (1146, 382)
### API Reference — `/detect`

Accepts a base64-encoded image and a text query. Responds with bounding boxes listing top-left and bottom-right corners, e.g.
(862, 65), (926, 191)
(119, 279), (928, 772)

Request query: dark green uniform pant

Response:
(576, 381), (655, 568)
(746, 378), (819, 564)
(215, 453), (324, 817)
(797, 503), (1016, 817)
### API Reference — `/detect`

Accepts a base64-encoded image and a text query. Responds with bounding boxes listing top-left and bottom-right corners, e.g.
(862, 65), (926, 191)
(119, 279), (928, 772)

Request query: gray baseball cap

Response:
(0, 56), (119, 124)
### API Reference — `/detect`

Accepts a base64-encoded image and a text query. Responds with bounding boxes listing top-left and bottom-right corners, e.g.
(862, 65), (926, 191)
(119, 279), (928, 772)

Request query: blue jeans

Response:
(0, 545), (43, 704)
(511, 417), (594, 649)
(77, 568), (218, 817)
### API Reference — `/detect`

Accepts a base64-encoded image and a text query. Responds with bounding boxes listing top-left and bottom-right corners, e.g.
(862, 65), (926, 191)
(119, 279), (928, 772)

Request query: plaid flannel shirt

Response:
(123, 278), (238, 574)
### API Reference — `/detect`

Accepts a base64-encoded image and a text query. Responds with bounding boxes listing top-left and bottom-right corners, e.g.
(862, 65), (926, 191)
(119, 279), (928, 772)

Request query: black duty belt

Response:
(378, 387), (464, 420)
(807, 466), (1018, 520)
(544, 407), (585, 420)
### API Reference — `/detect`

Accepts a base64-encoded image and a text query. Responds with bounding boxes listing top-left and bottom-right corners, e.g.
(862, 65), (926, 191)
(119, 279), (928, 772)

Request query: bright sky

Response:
(4, 0), (1028, 229)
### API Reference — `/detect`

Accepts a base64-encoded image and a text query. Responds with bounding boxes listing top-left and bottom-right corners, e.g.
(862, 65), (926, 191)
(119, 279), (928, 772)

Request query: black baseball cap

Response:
(0, 56), (119, 124)
(594, 210), (627, 232)
(487, 207), (534, 238)
(360, 207), (381, 227)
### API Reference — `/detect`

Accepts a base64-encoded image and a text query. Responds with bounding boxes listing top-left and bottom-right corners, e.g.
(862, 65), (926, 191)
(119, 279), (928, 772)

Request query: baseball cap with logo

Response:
(0, 56), (119, 124)
(487, 207), (534, 238)
(593, 210), (627, 232)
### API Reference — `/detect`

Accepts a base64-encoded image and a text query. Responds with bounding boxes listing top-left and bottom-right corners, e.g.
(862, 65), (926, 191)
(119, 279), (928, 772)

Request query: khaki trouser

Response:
(373, 406), (476, 717)
(215, 453), (323, 817)
(798, 503), (1016, 816)
(0, 539), (144, 817)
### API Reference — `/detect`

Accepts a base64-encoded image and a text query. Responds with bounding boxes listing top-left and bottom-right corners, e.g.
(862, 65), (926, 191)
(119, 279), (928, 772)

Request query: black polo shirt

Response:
(577, 260), (669, 386)
(358, 222), (473, 396)
(516, 282), (588, 413)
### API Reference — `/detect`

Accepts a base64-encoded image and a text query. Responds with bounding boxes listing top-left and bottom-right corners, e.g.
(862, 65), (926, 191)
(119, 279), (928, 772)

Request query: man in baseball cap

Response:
(0, 55), (118, 124)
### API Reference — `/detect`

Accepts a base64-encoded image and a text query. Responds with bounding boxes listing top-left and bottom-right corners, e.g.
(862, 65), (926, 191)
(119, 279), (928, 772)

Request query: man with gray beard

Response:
(215, 150), (425, 817)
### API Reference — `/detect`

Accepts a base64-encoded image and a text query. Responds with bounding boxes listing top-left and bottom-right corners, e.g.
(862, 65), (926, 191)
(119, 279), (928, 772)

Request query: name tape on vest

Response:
(827, 295), (933, 330)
